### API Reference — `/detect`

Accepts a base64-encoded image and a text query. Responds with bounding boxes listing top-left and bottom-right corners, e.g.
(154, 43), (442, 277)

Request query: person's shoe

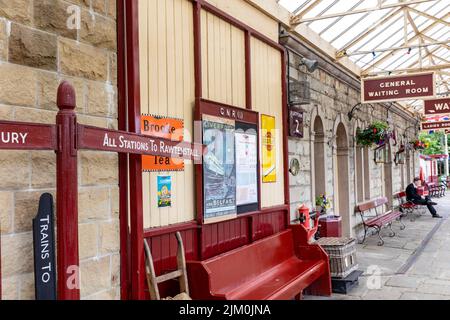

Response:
(432, 214), (442, 218)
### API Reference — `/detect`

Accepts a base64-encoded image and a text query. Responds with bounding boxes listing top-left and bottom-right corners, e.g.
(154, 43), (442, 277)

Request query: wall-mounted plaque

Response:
(289, 110), (304, 138)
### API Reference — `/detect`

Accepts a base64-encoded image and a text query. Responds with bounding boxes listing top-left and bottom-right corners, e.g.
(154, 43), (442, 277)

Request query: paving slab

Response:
(306, 194), (450, 300)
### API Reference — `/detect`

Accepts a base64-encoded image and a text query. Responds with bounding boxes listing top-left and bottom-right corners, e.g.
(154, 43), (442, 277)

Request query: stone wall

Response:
(0, 0), (119, 300)
(287, 50), (421, 237)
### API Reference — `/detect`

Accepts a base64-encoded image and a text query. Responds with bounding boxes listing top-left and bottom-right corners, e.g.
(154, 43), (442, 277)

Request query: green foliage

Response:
(356, 121), (390, 147)
(419, 131), (445, 155)
(315, 194), (331, 210)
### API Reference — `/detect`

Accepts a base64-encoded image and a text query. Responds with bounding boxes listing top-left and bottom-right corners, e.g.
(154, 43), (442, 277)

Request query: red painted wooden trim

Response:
(193, 1), (202, 99)
(117, 0), (130, 300)
(56, 81), (80, 300)
(195, 0), (284, 52)
(144, 221), (199, 238)
(0, 120), (57, 150)
(198, 99), (259, 123)
(125, 0), (146, 300)
(245, 31), (252, 110)
(281, 50), (290, 224)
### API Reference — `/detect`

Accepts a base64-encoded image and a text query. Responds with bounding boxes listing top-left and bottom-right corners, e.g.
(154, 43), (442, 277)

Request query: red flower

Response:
(373, 128), (377, 133)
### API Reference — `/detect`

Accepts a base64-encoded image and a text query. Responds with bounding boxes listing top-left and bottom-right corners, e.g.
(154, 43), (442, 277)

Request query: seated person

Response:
(406, 177), (442, 218)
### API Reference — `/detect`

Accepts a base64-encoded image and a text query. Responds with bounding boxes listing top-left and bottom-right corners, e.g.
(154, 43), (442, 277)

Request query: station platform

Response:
(305, 195), (450, 300)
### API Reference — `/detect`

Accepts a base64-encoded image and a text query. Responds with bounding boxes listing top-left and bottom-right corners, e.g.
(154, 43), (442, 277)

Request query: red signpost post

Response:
(0, 81), (204, 300)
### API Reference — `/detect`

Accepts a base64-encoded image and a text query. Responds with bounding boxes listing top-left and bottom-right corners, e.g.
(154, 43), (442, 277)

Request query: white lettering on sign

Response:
(39, 215), (52, 284)
(434, 103), (449, 111)
(220, 107), (244, 120)
(0, 132), (28, 144)
(379, 80), (416, 88)
(101, 133), (201, 158)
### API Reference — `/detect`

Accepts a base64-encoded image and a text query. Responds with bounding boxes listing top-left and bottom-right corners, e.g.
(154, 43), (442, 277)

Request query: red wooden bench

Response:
(393, 191), (420, 221)
(186, 229), (331, 300)
(427, 176), (446, 197)
(356, 197), (405, 246)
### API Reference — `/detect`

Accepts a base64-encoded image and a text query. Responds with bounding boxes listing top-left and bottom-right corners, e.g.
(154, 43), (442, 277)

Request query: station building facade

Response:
(0, 0), (420, 300)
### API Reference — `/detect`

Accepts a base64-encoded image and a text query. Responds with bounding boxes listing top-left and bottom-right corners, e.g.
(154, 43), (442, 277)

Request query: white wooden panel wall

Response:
(250, 37), (285, 208)
(139, 0), (195, 228)
(201, 10), (246, 107)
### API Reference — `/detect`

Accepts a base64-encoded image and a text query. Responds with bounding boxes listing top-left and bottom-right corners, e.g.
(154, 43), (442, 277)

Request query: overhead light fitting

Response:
(299, 58), (319, 73)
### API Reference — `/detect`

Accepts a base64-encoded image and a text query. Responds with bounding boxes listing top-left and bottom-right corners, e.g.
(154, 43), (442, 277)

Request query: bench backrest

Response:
(393, 191), (406, 199)
(203, 230), (295, 292)
(357, 197), (388, 212)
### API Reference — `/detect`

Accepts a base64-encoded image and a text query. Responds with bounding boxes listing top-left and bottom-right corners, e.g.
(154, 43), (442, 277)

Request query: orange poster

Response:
(141, 115), (185, 171)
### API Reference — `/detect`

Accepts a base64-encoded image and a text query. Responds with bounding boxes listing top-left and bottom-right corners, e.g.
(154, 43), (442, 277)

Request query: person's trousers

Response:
(412, 197), (437, 216)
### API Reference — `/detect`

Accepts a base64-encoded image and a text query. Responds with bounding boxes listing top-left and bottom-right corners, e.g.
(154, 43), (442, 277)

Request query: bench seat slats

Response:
(186, 229), (331, 300)
(221, 258), (325, 300)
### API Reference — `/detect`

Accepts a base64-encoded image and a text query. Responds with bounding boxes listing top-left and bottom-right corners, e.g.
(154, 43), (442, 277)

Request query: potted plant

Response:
(315, 194), (331, 215)
(356, 121), (390, 147)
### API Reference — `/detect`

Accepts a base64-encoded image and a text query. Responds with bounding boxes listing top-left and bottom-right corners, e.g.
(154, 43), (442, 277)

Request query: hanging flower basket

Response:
(356, 121), (390, 147)
(409, 139), (427, 151)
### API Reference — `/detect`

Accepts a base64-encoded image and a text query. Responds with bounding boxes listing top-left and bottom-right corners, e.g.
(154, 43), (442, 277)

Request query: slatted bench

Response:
(393, 191), (422, 221)
(186, 229), (331, 300)
(428, 176), (446, 197)
(356, 197), (405, 246)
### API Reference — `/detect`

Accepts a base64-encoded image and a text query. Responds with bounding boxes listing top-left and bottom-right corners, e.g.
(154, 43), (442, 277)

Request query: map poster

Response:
(261, 114), (276, 183)
(157, 176), (172, 208)
(235, 129), (258, 206)
(202, 115), (237, 224)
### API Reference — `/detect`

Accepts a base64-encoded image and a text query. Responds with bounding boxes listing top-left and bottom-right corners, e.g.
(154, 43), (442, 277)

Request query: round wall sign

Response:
(289, 158), (300, 176)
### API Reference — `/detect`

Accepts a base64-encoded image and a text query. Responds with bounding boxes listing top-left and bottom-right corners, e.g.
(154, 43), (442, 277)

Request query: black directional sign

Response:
(32, 193), (57, 300)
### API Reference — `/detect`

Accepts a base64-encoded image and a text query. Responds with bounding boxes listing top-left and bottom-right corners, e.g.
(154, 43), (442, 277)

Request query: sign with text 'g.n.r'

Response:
(362, 72), (435, 103)
(424, 98), (450, 115)
(421, 121), (450, 131)
(141, 115), (185, 172)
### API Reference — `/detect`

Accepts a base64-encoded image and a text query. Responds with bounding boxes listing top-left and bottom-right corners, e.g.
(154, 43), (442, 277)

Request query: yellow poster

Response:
(261, 114), (276, 183)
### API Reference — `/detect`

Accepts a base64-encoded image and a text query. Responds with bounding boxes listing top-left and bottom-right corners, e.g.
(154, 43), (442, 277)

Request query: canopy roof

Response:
(278, 0), (449, 113)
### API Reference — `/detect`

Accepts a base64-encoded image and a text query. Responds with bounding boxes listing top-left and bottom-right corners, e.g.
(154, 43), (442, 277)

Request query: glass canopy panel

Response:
(281, 0), (449, 111)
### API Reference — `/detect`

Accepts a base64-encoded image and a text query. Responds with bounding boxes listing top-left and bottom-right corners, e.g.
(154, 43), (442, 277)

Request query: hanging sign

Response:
(33, 193), (57, 300)
(261, 115), (276, 183)
(235, 128), (258, 206)
(362, 72), (435, 103)
(202, 115), (237, 224)
(421, 121), (450, 130)
(157, 176), (172, 208)
(141, 115), (185, 172)
(424, 98), (450, 115)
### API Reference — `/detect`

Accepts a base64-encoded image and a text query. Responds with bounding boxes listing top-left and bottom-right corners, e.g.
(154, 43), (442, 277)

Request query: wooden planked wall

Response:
(139, 0), (196, 228)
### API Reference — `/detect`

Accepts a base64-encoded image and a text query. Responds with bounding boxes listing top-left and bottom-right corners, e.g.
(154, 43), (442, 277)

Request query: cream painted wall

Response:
(205, 0), (279, 42)
(201, 10), (246, 107)
(251, 37), (285, 208)
(139, 0), (284, 227)
(139, 0), (196, 228)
